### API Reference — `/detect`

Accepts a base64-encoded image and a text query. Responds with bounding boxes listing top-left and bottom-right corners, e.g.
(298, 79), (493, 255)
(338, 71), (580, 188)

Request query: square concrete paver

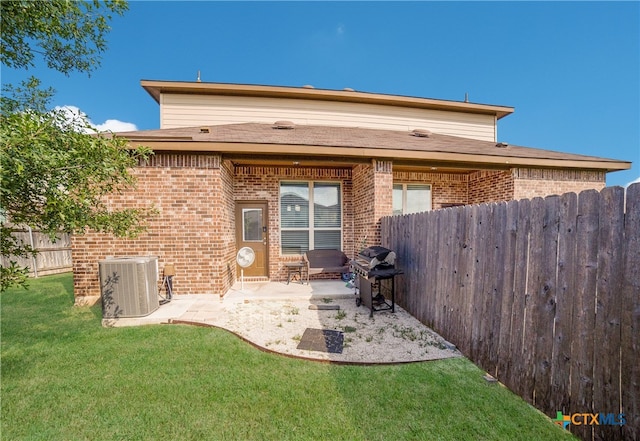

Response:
(296, 328), (344, 354)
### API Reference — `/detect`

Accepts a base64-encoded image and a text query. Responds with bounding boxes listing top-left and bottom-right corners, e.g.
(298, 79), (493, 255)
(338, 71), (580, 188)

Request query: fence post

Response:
(28, 226), (38, 278)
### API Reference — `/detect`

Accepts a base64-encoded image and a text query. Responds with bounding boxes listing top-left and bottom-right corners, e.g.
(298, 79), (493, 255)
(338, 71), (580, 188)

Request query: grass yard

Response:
(1, 274), (575, 440)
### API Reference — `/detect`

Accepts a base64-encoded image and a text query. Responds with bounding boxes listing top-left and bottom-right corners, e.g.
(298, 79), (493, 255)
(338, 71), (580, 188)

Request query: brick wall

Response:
(72, 153), (234, 299)
(219, 160), (237, 289)
(393, 171), (469, 209)
(234, 165), (353, 282)
(393, 169), (514, 208)
(372, 160), (394, 246)
(352, 160), (393, 251)
(391, 168), (605, 208)
(73, 159), (358, 300)
(468, 170), (515, 205)
(72, 153), (610, 300)
(512, 168), (606, 199)
(352, 163), (374, 250)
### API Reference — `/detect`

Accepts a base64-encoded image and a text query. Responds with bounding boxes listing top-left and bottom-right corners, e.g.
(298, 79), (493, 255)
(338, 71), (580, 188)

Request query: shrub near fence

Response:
(381, 183), (639, 441)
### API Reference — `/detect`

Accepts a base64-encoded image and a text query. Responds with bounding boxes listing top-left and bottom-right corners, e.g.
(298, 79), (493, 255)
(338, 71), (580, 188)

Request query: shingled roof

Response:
(120, 123), (630, 172)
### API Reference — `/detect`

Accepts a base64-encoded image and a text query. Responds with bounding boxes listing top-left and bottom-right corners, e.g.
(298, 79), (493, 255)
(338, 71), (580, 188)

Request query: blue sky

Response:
(3, 1), (639, 187)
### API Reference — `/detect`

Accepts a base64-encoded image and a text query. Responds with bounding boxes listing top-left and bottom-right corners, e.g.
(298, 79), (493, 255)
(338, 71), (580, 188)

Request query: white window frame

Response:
(393, 183), (432, 215)
(280, 181), (343, 255)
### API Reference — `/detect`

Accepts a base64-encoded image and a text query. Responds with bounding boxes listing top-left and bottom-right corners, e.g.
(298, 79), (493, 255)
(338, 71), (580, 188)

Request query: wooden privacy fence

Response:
(1, 228), (72, 277)
(381, 184), (639, 441)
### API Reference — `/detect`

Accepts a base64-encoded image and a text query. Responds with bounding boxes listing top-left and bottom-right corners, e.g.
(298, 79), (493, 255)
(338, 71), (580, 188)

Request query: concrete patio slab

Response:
(223, 280), (355, 303)
(102, 280), (353, 327)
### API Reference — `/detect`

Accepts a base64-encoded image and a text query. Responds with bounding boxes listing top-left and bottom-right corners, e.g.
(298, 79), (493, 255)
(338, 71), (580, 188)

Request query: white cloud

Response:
(53, 105), (138, 134)
(93, 119), (138, 133)
(336, 24), (345, 35)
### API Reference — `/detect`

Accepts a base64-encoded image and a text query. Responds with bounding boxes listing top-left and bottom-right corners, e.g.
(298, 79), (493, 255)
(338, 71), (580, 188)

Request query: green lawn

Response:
(1, 274), (575, 440)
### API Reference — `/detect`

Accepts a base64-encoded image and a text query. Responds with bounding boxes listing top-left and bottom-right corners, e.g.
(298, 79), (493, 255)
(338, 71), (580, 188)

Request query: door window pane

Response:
(242, 209), (262, 242)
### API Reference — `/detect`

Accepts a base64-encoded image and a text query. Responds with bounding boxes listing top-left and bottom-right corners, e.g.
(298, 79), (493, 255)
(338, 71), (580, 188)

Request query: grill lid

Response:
(358, 246), (396, 269)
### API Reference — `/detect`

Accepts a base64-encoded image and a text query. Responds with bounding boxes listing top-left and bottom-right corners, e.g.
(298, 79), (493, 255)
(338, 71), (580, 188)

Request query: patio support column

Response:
(352, 159), (393, 255)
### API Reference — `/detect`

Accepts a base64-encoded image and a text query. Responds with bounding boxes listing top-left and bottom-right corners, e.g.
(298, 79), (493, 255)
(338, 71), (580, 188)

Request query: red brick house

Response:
(72, 80), (630, 302)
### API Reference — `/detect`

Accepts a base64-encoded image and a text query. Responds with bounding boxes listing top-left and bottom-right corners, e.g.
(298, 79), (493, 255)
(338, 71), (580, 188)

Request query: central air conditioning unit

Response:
(98, 256), (159, 318)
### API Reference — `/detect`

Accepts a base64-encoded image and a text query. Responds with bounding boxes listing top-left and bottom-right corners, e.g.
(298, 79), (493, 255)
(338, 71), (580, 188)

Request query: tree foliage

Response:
(0, 0), (154, 291)
(1, 104), (152, 237)
(1, 0), (128, 75)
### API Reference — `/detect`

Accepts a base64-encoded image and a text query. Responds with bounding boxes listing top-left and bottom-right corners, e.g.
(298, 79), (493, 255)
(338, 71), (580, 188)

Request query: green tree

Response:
(1, 0), (153, 291)
(1, 0), (127, 75)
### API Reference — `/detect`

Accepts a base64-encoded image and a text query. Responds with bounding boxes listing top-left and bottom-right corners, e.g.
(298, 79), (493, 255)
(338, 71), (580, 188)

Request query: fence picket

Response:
(520, 197), (545, 405)
(425, 212), (438, 329)
(458, 206), (476, 357)
(479, 205), (494, 364)
(549, 191), (577, 414)
(451, 206), (469, 352)
(476, 204), (491, 372)
(621, 183), (640, 441)
(570, 190), (600, 440)
(434, 209), (451, 334)
(395, 215), (408, 306)
(469, 205), (486, 361)
(486, 202), (507, 374)
(532, 195), (560, 412)
(593, 186), (625, 441)
(504, 199), (531, 399)
(408, 214), (422, 324)
(443, 208), (457, 335)
(495, 200), (519, 381)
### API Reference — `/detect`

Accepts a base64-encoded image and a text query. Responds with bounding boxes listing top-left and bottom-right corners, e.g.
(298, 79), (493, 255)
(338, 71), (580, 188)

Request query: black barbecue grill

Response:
(350, 246), (404, 317)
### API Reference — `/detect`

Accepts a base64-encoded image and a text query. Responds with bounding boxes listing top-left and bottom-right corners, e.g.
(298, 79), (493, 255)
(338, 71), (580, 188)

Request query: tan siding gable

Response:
(160, 94), (497, 142)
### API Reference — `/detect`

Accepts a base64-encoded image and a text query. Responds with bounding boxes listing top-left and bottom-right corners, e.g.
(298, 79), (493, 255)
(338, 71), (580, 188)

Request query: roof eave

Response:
(126, 139), (631, 173)
(140, 80), (515, 119)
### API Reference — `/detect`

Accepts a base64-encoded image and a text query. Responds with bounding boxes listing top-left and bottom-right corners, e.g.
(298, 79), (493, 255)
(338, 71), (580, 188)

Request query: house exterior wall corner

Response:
(71, 153), (233, 299)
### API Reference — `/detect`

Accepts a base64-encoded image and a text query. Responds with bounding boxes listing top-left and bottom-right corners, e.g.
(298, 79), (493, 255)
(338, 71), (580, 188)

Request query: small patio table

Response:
(285, 262), (306, 285)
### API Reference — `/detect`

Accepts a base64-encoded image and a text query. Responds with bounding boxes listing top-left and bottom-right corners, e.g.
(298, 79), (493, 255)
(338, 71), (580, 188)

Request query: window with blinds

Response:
(393, 183), (432, 215)
(280, 182), (341, 254)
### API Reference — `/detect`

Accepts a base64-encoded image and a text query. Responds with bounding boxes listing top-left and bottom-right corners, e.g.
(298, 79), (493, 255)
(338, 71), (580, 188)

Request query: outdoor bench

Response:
(303, 249), (350, 284)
